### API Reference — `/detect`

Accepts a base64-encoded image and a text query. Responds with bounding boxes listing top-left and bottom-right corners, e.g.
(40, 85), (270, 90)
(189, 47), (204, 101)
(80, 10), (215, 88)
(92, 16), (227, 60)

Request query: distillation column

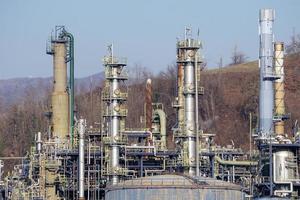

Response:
(102, 46), (128, 185)
(48, 37), (69, 140)
(258, 9), (275, 139)
(46, 28), (71, 200)
(274, 42), (285, 136)
(177, 32), (202, 176)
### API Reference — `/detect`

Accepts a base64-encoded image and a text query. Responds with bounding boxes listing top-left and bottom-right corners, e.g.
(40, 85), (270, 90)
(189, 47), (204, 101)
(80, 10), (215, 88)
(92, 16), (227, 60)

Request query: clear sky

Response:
(0, 0), (299, 79)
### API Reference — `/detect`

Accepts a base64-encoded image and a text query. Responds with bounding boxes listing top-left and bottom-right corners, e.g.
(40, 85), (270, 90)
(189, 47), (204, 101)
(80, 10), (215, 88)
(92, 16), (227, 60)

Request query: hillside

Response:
(200, 53), (300, 149)
(0, 72), (105, 110)
(0, 54), (299, 162)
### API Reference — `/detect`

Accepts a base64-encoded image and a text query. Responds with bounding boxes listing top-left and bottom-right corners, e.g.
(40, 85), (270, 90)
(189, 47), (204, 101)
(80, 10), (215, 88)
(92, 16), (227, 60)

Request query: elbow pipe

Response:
(153, 109), (167, 150)
(215, 156), (258, 166)
(61, 29), (75, 146)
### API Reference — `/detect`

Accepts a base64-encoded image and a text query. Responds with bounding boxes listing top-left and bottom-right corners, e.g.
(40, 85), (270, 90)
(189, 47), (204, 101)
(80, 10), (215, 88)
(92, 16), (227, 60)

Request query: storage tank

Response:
(105, 174), (245, 200)
(273, 150), (295, 182)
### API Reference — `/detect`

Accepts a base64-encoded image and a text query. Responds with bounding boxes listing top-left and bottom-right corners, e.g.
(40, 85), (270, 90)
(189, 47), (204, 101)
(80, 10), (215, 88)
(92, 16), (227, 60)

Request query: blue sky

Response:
(0, 0), (299, 79)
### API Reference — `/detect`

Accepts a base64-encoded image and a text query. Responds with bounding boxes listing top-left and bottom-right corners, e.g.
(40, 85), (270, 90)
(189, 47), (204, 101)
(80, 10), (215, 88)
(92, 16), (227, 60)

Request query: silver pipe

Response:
(78, 119), (85, 199)
(36, 132), (42, 154)
(195, 50), (199, 177)
(111, 68), (120, 185)
(259, 9), (275, 139)
(184, 49), (196, 176)
(125, 146), (155, 149)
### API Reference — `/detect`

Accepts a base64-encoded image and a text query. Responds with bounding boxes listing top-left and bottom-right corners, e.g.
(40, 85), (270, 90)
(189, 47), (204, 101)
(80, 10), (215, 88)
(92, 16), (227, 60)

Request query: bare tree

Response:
(229, 45), (247, 65)
(217, 57), (223, 69)
(286, 29), (300, 54)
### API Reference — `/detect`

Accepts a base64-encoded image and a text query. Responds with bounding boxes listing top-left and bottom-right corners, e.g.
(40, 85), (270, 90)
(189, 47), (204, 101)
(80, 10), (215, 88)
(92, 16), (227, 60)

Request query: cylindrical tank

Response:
(51, 41), (69, 139)
(105, 175), (245, 200)
(273, 150), (295, 182)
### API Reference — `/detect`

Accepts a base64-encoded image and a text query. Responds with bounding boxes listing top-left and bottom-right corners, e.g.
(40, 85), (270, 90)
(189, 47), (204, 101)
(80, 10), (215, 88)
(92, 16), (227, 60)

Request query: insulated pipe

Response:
(111, 68), (120, 185)
(185, 48), (196, 176)
(215, 156), (258, 166)
(259, 9), (275, 139)
(51, 41), (69, 139)
(177, 52), (185, 131)
(61, 29), (75, 146)
(36, 132), (42, 154)
(195, 51), (200, 177)
(274, 42), (285, 136)
(153, 109), (167, 150)
(78, 119), (85, 200)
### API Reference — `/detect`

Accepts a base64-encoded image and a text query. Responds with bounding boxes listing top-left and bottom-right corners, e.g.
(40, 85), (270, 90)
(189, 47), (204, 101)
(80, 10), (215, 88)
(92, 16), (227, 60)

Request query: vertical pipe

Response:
(145, 79), (153, 147)
(36, 132), (42, 154)
(68, 34), (75, 146)
(140, 156), (143, 177)
(177, 58), (185, 131)
(153, 109), (167, 150)
(145, 79), (153, 131)
(259, 9), (275, 139)
(61, 29), (75, 146)
(195, 50), (200, 177)
(0, 160), (3, 183)
(274, 42), (285, 136)
(249, 113), (252, 158)
(269, 137), (273, 196)
(78, 119), (85, 200)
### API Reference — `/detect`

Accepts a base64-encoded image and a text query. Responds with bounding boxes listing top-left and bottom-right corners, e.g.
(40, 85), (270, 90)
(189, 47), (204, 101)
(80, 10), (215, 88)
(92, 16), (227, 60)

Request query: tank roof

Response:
(106, 174), (242, 191)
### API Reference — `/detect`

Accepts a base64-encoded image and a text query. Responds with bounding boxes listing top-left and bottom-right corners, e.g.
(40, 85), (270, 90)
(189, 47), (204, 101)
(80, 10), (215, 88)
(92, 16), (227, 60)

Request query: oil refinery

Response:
(0, 8), (300, 200)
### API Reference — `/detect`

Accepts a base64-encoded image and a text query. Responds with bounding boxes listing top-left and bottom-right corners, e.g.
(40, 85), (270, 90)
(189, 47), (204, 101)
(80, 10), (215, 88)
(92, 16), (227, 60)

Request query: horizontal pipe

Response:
(123, 131), (152, 134)
(125, 146), (155, 149)
(215, 156), (258, 166)
(0, 157), (26, 160)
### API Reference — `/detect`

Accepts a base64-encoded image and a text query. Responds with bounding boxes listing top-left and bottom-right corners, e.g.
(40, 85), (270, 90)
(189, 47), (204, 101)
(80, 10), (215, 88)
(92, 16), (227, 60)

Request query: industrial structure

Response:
(254, 9), (300, 199)
(0, 9), (299, 200)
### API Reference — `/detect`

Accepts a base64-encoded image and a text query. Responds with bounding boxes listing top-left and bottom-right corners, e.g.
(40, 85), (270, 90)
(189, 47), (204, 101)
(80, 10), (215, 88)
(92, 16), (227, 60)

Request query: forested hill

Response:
(0, 53), (300, 165)
(0, 72), (104, 110)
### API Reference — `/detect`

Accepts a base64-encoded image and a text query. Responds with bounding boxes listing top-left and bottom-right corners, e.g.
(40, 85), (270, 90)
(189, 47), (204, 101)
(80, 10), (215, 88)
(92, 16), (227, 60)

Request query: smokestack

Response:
(274, 42), (285, 136)
(258, 9), (275, 139)
(145, 79), (153, 131)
